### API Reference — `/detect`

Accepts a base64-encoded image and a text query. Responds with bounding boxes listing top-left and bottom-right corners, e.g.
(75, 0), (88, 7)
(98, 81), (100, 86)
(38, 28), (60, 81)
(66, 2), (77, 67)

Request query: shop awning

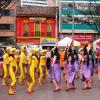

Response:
(17, 6), (56, 18)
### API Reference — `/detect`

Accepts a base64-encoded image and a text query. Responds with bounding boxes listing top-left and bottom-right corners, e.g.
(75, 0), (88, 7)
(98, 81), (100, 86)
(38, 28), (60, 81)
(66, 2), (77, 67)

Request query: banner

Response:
(41, 38), (56, 44)
(21, 0), (48, 7)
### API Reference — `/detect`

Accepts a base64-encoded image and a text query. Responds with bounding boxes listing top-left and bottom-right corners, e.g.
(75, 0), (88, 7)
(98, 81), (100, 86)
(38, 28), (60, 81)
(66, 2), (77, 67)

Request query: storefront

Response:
(16, 6), (56, 46)
(16, 17), (56, 45)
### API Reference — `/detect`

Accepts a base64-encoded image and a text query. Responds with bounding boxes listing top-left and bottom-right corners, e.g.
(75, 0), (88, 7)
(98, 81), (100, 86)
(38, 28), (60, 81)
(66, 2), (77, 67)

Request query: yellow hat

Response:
(16, 49), (20, 54)
(6, 47), (12, 51)
(31, 48), (38, 53)
(9, 48), (14, 54)
(40, 50), (46, 54)
(12, 48), (16, 51)
(44, 49), (47, 52)
(21, 47), (26, 52)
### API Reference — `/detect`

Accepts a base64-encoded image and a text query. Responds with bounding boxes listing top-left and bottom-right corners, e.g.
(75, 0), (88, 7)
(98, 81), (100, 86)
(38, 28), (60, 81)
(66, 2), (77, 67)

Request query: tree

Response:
(64, 0), (100, 33)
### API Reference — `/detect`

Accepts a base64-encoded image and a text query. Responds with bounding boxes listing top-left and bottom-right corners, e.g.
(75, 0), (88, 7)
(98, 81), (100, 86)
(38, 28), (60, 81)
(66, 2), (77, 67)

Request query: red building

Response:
(16, 7), (56, 46)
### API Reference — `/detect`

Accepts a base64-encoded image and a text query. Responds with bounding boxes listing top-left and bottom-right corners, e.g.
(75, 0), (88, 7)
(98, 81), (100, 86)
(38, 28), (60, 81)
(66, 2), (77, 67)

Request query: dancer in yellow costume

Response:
(26, 53), (32, 84)
(27, 48), (39, 94)
(39, 50), (48, 85)
(19, 47), (27, 85)
(14, 49), (20, 79)
(2, 47), (11, 86)
(8, 48), (18, 95)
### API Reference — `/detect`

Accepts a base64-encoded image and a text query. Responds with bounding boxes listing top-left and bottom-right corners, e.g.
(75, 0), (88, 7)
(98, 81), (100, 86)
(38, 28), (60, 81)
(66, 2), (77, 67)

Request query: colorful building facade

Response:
(16, 17), (56, 46)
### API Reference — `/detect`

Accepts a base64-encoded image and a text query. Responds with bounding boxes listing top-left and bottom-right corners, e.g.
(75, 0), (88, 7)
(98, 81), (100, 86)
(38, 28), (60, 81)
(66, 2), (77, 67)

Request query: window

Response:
(3, 9), (10, 16)
(0, 9), (14, 16)
(24, 23), (29, 36)
(47, 24), (52, 37)
(0, 24), (14, 31)
(35, 21), (41, 37)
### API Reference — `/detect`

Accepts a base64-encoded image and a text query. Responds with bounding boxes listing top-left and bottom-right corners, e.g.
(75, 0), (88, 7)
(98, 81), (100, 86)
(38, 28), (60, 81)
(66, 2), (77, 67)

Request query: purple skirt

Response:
(89, 62), (94, 75)
(68, 71), (75, 83)
(65, 62), (68, 72)
(74, 61), (80, 72)
(83, 65), (91, 79)
(51, 63), (61, 82)
(65, 63), (76, 83)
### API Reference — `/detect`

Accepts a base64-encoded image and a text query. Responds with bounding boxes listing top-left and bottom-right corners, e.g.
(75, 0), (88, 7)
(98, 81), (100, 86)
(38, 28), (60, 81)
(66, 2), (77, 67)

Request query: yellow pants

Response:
(2, 64), (9, 84)
(9, 66), (16, 86)
(39, 65), (48, 84)
(19, 63), (26, 84)
(27, 67), (35, 91)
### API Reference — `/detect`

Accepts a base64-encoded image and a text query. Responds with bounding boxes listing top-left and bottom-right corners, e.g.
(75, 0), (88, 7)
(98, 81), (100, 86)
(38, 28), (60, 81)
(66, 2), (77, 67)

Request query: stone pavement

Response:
(0, 75), (100, 100)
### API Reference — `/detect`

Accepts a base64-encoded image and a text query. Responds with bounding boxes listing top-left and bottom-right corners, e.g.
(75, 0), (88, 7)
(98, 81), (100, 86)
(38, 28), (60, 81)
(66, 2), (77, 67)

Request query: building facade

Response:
(0, 0), (17, 45)
(16, 6), (56, 47)
(58, 0), (100, 45)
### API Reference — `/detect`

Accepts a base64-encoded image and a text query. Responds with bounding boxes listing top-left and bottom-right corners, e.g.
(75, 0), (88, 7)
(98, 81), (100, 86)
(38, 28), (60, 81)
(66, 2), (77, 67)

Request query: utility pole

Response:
(55, 0), (58, 42)
(72, 0), (75, 45)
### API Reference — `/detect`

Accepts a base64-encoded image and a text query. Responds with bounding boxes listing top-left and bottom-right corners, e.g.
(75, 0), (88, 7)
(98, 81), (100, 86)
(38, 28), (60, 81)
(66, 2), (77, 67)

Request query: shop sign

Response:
(29, 17), (46, 22)
(41, 38), (57, 44)
(74, 34), (93, 41)
(74, 34), (94, 45)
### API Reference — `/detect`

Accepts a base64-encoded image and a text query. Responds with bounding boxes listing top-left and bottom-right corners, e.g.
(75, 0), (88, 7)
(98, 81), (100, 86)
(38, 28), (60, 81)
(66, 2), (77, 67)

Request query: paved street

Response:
(0, 75), (100, 100)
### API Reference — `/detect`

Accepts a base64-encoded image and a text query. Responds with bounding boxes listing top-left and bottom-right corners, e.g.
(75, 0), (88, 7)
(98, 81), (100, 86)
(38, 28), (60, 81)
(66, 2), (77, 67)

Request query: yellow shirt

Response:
(31, 56), (38, 68)
(9, 56), (17, 67)
(20, 52), (27, 64)
(3, 53), (9, 65)
(40, 56), (46, 66)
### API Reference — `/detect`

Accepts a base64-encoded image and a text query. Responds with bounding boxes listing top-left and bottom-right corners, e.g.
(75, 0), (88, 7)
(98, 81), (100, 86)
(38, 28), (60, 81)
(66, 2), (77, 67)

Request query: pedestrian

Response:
(82, 54), (92, 90)
(46, 47), (51, 70)
(8, 48), (18, 95)
(59, 48), (65, 69)
(19, 47), (27, 85)
(39, 50), (48, 85)
(65, 54), (76, 91)
(27, 49), (39, 94)
(2, 47), (10, 86)
(51, 47), (61, 92)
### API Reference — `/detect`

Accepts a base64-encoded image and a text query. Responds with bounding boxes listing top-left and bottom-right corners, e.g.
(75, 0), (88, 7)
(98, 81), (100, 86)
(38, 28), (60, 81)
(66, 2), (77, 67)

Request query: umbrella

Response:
(58, 37), (80, 47)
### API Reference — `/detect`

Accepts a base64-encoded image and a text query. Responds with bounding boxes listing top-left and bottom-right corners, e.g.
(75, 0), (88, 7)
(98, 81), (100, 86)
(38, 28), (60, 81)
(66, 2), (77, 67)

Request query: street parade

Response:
(0, 0), (100, 100)
(0, 43), (100, 95)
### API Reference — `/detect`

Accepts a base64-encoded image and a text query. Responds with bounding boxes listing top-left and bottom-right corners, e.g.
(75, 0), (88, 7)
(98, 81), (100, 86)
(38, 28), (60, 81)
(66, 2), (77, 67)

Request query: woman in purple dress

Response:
(65, 54), (76, 91)
(51, 47), (61, 92)
(82, 54), (92, 90)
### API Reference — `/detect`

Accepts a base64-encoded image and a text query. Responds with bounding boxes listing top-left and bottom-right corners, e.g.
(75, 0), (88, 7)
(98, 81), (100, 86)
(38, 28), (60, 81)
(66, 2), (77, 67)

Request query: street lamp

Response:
(72, 0), (75, 44)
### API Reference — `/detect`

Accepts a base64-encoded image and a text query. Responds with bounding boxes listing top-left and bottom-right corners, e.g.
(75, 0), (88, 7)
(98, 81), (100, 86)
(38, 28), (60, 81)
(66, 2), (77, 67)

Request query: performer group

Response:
(0, 44), (100, 95)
